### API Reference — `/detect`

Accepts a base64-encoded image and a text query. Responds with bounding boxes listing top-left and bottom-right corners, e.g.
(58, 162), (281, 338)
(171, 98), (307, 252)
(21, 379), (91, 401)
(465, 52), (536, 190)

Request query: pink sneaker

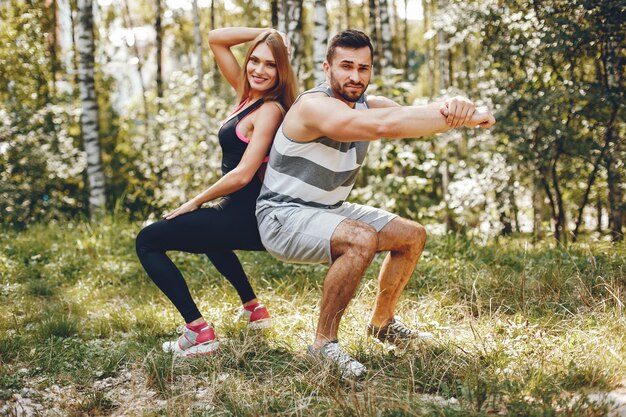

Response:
(162, 322), (219, 356)
(236, 303), (271, 330)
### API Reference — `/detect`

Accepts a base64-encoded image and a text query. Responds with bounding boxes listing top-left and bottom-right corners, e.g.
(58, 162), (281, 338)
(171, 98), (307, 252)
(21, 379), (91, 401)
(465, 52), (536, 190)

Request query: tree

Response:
(368, 0), (382, 74)
(313, 0), (328, 83)
(379, 0), (393, 74)
(75, 0), (105, 216)
(191, 0), (211, 137)
(284, 0), (304, 77)
(156, 0), (163, 106)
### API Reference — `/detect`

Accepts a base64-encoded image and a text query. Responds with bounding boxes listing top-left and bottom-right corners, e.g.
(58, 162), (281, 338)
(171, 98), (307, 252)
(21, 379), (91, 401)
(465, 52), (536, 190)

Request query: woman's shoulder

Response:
(248, 100), (285, 127)
(259, 100), (286, 118)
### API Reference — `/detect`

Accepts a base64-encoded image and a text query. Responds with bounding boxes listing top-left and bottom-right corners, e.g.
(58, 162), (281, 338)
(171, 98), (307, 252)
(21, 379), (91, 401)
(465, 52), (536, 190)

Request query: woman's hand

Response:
(163, 199), (202, 220)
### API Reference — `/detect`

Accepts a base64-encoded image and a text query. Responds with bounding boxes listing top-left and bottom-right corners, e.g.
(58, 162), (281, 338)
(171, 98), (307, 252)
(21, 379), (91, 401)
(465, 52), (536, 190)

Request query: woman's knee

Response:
(135, 222), (160, 255)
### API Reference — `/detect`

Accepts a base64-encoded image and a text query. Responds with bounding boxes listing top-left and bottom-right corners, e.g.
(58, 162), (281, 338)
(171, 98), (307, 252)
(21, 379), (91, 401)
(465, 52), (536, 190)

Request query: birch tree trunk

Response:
(122, 0), (149, 125)
(379, 0), (393, 75)
(284, 0), (304, 77)
(313, 0), (328, 84)
(343, 0), (351, 30)
(76, 0), (105, 215)
(192, 0), (211, 137)
(277, 0), (286, 33)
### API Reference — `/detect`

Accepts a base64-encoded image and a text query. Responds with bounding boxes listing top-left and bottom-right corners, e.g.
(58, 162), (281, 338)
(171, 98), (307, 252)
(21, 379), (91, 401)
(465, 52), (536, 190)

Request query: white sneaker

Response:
(308, 340), (367, 379)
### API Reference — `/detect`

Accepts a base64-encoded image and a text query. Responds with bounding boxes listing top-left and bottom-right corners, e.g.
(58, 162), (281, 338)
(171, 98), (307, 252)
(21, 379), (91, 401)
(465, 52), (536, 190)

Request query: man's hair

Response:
(326, 29), (373, 64)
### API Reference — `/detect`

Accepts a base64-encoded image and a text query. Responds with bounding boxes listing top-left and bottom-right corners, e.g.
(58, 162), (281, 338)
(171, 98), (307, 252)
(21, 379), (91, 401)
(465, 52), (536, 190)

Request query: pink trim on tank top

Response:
(224, 98), (270, 163)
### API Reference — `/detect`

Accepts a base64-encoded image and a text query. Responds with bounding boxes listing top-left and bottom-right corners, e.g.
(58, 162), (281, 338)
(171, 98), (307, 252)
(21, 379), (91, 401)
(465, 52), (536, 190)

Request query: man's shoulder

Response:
(299, 91), (337, 103)
(287, 92), (343, 118)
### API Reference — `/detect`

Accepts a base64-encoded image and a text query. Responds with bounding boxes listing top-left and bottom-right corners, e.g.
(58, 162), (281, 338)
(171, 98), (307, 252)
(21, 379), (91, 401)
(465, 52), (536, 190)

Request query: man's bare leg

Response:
(312, 219), (378, 349)
(370, 217), (426, 328)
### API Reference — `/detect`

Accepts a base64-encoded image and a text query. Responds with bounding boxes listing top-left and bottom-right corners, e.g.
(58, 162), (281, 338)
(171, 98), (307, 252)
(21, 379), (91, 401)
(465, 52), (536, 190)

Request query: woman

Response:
(135, 27), (297, 356)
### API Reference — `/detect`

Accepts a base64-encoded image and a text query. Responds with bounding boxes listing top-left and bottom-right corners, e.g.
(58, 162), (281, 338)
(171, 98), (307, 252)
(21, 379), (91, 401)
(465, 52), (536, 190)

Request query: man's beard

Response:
(329, 72), (367, 103)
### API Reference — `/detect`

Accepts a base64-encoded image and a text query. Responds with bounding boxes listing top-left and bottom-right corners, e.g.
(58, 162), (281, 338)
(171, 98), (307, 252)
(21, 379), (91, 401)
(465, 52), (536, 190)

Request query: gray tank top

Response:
(257, 83), (369, 209)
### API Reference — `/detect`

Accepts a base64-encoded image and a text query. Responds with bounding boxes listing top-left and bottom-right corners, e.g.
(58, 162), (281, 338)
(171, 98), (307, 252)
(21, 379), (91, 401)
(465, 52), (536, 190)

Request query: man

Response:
(256, 30), (495, 377)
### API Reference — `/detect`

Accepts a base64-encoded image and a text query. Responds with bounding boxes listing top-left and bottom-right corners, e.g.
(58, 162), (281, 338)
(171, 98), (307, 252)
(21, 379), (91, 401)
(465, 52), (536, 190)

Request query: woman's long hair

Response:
(238, 30), (297, 111)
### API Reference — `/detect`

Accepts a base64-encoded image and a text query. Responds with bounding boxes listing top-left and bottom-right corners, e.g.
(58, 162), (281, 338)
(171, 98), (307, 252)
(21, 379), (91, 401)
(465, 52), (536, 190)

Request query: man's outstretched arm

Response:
(298, 96), (494, 143)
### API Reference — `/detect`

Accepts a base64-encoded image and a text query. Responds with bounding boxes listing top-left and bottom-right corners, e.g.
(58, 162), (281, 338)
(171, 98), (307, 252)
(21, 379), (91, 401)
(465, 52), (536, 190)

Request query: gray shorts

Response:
(256, 202), (397, 265)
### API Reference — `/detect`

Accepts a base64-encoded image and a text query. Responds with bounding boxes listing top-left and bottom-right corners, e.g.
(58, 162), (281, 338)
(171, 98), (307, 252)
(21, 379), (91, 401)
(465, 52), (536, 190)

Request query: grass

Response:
(0, 216), (624, 416)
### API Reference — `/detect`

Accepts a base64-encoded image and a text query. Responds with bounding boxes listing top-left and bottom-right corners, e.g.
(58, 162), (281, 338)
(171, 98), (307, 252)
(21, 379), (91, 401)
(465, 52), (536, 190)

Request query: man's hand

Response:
(163, 199), (201, 220)
(464, 106), (496, 129)
(439, 96), (476, 128)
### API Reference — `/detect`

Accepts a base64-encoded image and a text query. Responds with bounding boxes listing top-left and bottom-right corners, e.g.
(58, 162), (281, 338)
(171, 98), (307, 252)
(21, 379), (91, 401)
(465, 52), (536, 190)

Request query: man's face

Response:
(324, 46), (372, 104)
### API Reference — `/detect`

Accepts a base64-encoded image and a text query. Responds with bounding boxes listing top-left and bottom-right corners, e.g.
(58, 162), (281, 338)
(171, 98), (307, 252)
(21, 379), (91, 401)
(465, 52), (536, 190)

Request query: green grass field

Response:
(0, 217), (624, 416)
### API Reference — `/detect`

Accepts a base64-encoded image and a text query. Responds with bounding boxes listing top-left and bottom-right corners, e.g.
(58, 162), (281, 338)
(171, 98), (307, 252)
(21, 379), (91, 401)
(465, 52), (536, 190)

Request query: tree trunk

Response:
(122, 0), (149, 125)
(284, 0), (303, 77)
(596, 199), (602, 233)
(533, 171), (544, 242)
(368, 0), (380, 74)
(76, 0), (106, 215)
(551, 153), (566, 243)
(606, 145), (624, 242)
(271, 0), (278, 28)
(540, 168), (559, 242)
(155, 0), (163, 108)
(277, 0), (286, 33)
(403, 0), (409, 78)
(511, 176), (520, 233)
(601, 29), (623, 242)
(313, 0), (328, 84)
(210, 0), (220, 94)
(572, 106), (617, 242)
(422, 0), (434, 96)
(436, 0), (448, 91)
(192, 0), (211, 138)
(46, 0), (59, 96)
(379, 0), (393, 75)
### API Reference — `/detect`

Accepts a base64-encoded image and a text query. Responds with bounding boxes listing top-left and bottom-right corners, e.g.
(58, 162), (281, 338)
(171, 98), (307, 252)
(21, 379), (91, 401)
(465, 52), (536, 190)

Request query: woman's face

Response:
(246, 42), (278, 93)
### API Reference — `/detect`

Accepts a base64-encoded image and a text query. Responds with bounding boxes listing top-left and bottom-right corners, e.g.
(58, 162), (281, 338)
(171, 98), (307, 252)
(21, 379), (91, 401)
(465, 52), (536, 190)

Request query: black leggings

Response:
(135, 194), (265, 323)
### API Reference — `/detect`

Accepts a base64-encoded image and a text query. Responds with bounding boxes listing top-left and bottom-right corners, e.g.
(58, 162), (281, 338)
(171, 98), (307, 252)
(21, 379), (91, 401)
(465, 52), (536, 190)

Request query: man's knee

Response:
(389, 218), (426, 252)
(331, 220), (378, 262)
(352, 224), (378, 261)
(412, 222), (427, 249)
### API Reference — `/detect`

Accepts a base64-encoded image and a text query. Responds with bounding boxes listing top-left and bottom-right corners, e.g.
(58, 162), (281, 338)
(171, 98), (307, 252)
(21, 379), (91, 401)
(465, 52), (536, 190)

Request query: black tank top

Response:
(218, 98), (265, 175)
(217, 98), (266, 202)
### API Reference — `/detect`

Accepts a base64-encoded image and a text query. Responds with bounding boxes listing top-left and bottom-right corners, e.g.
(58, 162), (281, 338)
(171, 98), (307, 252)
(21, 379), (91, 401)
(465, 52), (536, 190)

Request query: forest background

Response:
(0, 0), (625, 415)
(1, 0), (623, 242)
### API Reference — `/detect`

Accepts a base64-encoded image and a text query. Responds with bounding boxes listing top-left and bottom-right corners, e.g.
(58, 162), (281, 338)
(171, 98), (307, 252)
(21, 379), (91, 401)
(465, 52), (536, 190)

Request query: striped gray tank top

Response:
(257, 83), (369, 209)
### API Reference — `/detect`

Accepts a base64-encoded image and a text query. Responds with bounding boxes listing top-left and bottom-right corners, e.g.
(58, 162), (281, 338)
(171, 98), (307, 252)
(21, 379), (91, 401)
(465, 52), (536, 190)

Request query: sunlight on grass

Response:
(0, 217), (624, 415)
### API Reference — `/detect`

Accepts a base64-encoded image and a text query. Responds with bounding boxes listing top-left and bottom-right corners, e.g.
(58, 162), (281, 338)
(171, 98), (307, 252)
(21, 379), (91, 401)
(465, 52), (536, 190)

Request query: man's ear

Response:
(323, 60), (330, 77)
